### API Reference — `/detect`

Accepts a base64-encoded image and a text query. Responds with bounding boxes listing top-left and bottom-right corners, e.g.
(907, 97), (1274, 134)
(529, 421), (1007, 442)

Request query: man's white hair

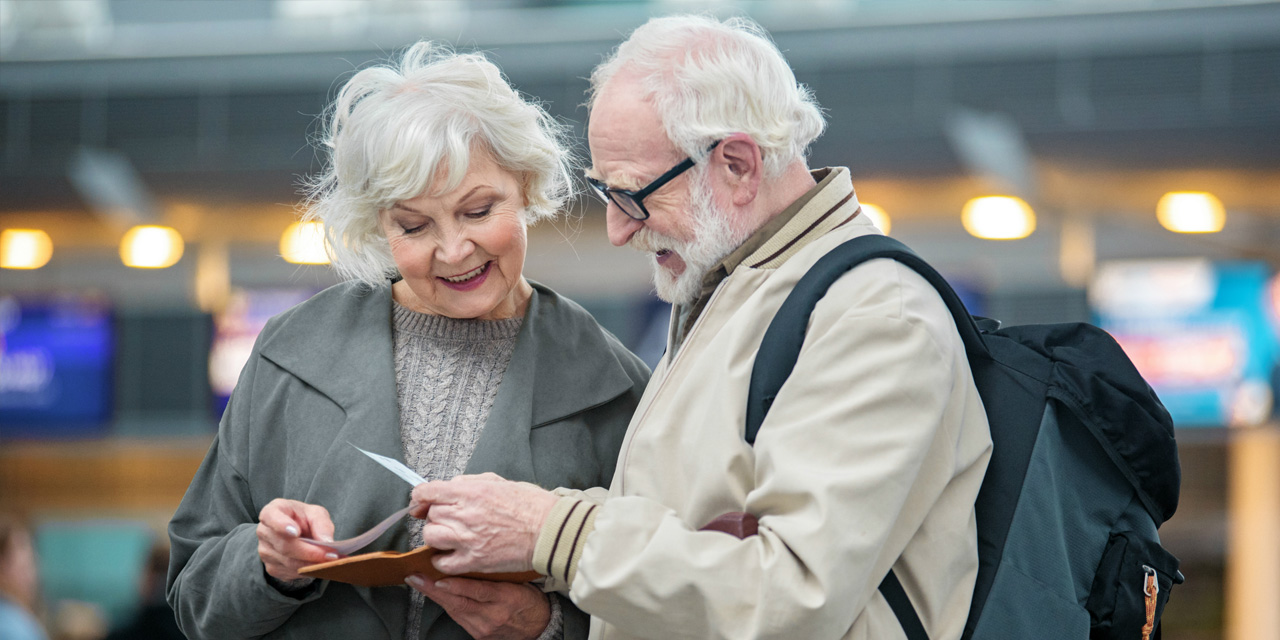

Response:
(588, 14), (826, 176)
(303, 41), (574, 285)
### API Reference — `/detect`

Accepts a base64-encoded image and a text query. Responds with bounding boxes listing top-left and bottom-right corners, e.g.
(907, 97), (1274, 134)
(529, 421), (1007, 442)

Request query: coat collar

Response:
(257, 280), (635, 440)
(256, 279), (636, 633)
(742, 166), (860, 270)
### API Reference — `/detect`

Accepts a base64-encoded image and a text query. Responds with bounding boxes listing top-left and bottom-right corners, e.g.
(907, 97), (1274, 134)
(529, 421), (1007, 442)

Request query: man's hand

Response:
(410, 473), (557, 575)
(406, 575), (552, 640)
(257, 498), (339, 583)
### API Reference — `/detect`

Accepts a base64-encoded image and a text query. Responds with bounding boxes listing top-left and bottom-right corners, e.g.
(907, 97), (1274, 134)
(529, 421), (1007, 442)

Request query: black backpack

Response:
(746, 234), (1184, 640)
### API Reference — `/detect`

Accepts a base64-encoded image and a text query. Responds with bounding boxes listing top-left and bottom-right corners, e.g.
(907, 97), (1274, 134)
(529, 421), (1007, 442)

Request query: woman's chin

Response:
(399, 273), (528, 320)
(439, 292), (512, 320)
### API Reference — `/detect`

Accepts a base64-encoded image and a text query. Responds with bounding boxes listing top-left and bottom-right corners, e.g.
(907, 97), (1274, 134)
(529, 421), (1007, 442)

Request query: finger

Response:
(410, 483), (443, 519)
(259, 522), (335, 565)
(419, 521), (461, 551)
(411, 480), (462, 508)
(430, 548), (473, 576)
(406, 575), (471, 611)
(259, 546), (300, 573)
(408, 499), (429, 520)
(283, 537), (339, 565)
(433, 577), (501, 603)
(259, 499), (306, 538)
(256, 522), (307, 566)
(298, 503), (335, 542)
(261, 502), (337, 563)
(258, 545), (303, 581)
(422, 502), (463, 526)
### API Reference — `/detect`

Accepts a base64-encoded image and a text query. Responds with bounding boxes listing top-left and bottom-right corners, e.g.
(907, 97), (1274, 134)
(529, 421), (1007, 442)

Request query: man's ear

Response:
(715, 133), (762, 207)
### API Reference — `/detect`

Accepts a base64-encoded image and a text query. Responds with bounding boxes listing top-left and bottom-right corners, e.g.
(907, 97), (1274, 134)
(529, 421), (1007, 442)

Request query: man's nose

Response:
(605, 204), (643, 247)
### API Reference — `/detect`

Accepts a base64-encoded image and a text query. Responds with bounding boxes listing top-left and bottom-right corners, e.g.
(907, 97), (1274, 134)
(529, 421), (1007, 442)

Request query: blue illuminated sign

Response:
(0, 295), (114, 437)
(1091, 260), (1280, 428)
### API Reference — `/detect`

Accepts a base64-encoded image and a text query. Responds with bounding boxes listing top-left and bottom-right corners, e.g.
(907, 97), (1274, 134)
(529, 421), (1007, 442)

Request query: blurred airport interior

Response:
(1, 0), (1278, 638)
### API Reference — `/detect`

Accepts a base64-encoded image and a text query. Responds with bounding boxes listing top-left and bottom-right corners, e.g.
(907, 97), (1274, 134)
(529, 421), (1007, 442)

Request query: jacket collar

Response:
(742, 166), (860, 270)
(256, 279), (636, 478)
(257, 279), (636, 634)
(258, 281), (395, 410)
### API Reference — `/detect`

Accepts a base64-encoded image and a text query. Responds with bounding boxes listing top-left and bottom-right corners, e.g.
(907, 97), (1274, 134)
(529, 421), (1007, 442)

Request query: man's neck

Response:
(739, 160), (818, 237)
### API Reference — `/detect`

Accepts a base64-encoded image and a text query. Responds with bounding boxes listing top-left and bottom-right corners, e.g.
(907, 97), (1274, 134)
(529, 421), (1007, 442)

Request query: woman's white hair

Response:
(588, 15), (826, 177)
(303, 42), (574, 285)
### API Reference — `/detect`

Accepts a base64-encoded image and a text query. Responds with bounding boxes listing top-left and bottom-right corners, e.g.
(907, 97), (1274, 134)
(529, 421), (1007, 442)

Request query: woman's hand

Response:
(406, 575), (552, 640)
(256, 498), (339, 583)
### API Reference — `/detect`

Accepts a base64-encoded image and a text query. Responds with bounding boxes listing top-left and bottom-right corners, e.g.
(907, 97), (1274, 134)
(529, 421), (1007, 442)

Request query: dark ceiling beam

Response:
(1, 3), (1278, 95)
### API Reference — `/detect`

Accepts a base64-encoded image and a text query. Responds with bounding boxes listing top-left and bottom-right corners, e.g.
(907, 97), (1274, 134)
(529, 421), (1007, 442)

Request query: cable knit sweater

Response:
(391, 301), (561, 640)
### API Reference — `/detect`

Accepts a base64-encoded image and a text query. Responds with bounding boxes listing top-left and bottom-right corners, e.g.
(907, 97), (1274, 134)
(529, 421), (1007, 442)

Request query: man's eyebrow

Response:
(586, 170), (643, 191)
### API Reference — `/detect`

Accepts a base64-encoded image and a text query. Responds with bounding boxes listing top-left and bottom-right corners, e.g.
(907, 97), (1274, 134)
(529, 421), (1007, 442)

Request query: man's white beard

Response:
(629, 171), (750, 305)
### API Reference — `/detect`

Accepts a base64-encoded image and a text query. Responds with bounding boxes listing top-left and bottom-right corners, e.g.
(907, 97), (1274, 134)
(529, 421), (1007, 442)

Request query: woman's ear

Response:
(714, 133), (762, 207)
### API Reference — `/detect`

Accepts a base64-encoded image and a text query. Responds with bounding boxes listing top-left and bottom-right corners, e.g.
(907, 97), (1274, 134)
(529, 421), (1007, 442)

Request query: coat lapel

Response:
(463, 283), (638, 484)
(258, 282), (410, 639)
(257, 280), (638, 638)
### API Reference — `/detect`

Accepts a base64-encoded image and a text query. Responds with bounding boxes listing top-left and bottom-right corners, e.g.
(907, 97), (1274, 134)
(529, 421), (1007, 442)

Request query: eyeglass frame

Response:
(585, 140), (723, 221)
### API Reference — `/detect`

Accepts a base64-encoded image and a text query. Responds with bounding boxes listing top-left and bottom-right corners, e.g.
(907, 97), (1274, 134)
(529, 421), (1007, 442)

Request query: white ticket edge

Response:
(351, 443), (427, 487)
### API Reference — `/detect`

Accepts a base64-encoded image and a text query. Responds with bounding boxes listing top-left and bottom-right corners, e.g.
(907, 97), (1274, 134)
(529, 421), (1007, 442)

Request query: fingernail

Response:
(405, 575), (424, 589)
(435, 580), (449, 589)
(325, 553), (338, 560)
(285, 525), (299, 537)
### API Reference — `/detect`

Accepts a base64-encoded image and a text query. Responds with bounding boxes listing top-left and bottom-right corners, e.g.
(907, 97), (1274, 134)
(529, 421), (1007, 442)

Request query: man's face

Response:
(587, 76), (747, 304)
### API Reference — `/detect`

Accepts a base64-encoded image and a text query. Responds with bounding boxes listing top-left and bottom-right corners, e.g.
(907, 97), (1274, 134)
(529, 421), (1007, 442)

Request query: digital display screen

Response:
(209, 288), (316, 416)
(0, 295), (114, 437)
(1092, 260), (1280, 427)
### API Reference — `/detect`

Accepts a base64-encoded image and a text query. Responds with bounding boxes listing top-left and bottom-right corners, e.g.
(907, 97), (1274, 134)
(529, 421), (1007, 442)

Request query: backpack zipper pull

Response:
(1141, 565), (1159, 640)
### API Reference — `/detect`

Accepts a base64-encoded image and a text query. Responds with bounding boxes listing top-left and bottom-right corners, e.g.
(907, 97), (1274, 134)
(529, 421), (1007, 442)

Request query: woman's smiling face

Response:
(380, 148), (532, 320)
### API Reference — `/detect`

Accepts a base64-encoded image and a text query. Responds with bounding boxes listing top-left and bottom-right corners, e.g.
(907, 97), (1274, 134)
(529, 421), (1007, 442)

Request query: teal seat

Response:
(34, 520), (153, 627)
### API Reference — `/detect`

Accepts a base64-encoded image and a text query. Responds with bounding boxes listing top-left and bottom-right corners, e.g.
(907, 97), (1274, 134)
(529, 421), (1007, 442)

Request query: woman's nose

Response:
(605, 205), (644, 247)
(436, 231), (475, 264)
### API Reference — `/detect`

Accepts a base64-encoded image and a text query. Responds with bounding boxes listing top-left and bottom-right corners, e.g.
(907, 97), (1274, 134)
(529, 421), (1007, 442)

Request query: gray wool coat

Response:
(167, 280), (649, 640)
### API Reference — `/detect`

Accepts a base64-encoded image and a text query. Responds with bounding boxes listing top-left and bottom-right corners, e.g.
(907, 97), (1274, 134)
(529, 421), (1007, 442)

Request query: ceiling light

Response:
(1, 229), (53, 269)
(961, 196), (1036, 240)
(861, 203), (891, 235)
(280, 221), (331, 265)
(121, 225), (184, 269)
(1157, 191), (1225, 234)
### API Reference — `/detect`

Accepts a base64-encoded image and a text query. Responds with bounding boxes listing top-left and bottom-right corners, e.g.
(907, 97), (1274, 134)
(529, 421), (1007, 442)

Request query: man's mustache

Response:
(628, 227), (683, 256)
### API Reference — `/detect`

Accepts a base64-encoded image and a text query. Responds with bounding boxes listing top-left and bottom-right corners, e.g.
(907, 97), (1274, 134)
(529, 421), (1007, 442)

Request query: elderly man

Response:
(410, 15), (992, 640)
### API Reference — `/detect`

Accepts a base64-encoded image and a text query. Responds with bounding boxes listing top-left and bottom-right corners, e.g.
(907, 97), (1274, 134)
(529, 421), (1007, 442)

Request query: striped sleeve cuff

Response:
(532, 496), (598, 586)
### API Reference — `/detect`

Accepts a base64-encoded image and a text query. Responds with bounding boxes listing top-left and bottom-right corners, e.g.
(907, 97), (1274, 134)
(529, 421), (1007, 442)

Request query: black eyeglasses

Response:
(586, 141), (722, 221)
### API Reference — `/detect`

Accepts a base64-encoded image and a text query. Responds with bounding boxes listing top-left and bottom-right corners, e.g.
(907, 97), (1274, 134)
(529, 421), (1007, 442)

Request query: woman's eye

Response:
(401, 223), (426, 234)
(465, 207), (492, 219)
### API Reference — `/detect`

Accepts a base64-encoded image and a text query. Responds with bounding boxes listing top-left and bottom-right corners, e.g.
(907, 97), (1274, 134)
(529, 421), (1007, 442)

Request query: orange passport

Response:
(299, 546), (541, 587)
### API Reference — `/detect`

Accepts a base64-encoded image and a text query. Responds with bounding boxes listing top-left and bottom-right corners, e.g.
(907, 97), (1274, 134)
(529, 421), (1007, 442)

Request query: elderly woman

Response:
(167, 43), (648, 640)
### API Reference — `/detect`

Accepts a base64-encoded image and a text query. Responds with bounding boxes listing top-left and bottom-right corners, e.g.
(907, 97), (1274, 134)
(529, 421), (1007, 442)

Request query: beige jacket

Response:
(569, 169), (992, 639)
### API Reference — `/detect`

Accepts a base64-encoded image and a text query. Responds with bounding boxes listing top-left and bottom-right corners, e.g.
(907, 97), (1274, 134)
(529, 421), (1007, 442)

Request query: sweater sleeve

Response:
(166, 343), (329, 639)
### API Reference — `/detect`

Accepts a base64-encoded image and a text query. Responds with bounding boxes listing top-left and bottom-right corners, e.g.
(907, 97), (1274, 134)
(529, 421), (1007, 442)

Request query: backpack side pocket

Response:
(1086, 530), (1182, 639)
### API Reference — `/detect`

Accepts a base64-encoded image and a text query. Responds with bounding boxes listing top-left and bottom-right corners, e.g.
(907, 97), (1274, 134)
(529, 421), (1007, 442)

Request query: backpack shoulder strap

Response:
(745, 234), (988, 444)
(745, 234), (989, 640)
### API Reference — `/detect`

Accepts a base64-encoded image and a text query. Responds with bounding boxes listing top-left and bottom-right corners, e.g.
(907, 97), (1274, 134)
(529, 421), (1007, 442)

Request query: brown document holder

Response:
(299, 546), (541, 587)
(302, 512), (759, 587)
